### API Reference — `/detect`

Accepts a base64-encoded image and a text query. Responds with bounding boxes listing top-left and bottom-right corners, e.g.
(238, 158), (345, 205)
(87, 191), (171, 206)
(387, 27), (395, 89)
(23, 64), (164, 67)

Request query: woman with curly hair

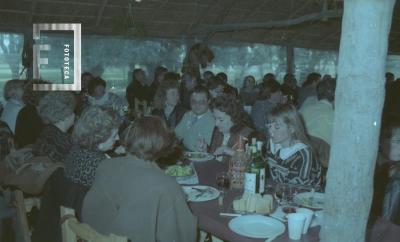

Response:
(33, 91), (76, 162)
(32, 107), (120, 242)
(152, 76), (186, 129)
(65, 107), (120, 187)
(208, 94), (260, 162)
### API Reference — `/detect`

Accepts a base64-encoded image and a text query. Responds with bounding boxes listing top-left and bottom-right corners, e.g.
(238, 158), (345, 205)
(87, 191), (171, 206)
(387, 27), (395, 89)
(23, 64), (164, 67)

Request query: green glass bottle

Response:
(244, 144), (266, 194)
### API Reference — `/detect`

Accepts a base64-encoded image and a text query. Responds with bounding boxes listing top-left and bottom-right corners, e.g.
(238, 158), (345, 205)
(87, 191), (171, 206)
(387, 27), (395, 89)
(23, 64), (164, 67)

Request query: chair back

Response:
(60, 206), (128, 242)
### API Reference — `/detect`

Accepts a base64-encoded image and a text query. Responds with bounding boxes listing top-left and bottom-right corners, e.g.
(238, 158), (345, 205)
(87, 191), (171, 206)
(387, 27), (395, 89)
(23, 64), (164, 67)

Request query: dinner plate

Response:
(184, 152), (214, 162)
(229, 214), (285, 239)
(293, 192), (325, 209)
(182, 185), (220, 202)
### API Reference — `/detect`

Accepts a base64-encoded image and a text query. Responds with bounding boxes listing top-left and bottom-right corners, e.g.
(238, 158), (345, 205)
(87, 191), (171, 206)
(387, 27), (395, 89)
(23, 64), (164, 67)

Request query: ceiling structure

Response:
(0, 0), (399, 53)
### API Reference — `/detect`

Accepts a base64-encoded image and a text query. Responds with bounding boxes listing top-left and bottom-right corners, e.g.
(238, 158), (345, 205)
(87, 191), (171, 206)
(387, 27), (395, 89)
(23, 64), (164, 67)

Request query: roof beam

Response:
(204, 0), (237, 42)
(186, 0), (216, 36)
(95, 0), (108, 27)
(190, 9), (343, 34)
(29, 0), (38, 24)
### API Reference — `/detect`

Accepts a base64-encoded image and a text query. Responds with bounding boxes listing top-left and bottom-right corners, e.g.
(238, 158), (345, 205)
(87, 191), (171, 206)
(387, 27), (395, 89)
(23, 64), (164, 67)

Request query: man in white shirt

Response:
(300, 78), (336, 145)
(175, 86), (215, 151)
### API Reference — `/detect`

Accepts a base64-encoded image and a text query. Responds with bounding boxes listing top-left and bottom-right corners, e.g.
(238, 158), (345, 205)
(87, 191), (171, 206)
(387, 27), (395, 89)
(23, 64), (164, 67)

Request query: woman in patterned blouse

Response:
(65, 107), (120, 187)
(266, 103), (321, 188)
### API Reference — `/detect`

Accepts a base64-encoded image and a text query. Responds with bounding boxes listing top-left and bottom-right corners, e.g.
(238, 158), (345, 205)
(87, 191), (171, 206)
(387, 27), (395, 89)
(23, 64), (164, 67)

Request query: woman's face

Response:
(98, 128), (119, 151)
(213, 109), (233, 134)
(270, 90), (283, 104)
(93, 85), (105, 99)
(165, 88), (179, 107)
(267, 118), (293, 145)
(244, 77), (255, 89)
(210, 85), (224, 98)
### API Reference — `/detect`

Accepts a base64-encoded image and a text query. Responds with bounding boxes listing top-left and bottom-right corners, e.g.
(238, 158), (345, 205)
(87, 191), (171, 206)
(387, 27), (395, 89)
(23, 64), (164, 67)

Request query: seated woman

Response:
(31, 107), (120, 242)
(266, 104), (321, 187)
(82, 116), (197, 242)
(65, 107), (120, 188)
(208, 76), (226, 99)
(0, 79), (25, 134)
(87, 77), (128, 122)
(252, 79), (287, 135)
(240, 75), (259, 106)
(374, 119), (400, 224)
(152, 77), (186, 129)
(33, 92), (76, 162)
(207, 94), (259, 162)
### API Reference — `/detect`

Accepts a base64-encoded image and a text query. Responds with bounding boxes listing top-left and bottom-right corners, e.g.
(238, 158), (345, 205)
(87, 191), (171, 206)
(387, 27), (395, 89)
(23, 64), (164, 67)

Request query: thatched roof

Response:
(0, 0), (399, 53)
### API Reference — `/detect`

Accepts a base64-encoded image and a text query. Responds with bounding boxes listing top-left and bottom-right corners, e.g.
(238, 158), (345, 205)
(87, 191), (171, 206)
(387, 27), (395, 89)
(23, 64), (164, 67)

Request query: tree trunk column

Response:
(321, 0), (395, 242)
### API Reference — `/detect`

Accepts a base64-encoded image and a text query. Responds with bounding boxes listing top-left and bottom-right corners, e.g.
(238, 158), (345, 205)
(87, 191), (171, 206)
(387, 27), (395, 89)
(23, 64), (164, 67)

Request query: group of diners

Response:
(0, 68), (398, 241)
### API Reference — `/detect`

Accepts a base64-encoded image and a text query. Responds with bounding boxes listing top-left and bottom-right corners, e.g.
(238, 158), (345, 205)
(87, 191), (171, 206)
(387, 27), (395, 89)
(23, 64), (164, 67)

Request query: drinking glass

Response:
(274, 183), (288, 205)
(216, 172), (230, 194)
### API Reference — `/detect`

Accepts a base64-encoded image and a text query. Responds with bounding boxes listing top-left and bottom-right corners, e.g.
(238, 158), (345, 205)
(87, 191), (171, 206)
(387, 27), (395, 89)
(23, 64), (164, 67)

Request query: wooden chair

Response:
(4, 189), (41, 242)
(60, 206), (128, 242)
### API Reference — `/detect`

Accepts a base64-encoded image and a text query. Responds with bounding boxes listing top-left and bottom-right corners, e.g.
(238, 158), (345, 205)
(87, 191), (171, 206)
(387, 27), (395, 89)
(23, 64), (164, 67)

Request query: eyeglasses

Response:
(191, 99), (208, 105)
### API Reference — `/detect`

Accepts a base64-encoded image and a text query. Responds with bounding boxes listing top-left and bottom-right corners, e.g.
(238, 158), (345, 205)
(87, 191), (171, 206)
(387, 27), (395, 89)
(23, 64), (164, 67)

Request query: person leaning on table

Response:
(82, 116), (197, 242)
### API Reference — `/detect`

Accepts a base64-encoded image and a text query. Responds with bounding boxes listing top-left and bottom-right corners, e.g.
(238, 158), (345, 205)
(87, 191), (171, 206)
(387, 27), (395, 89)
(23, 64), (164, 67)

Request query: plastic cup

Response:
(296, 208), (314, 234)
(287, 213), (306, 240)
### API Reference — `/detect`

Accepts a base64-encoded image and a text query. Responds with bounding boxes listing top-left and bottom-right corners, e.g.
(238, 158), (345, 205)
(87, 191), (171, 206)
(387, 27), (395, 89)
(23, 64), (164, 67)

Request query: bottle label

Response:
(259, 168), (265, 193)
(244, 173), (256, 194)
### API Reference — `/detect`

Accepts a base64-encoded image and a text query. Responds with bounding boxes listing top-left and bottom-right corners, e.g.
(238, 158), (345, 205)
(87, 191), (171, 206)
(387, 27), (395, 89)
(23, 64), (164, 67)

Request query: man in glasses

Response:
(175, 85), (215, 151)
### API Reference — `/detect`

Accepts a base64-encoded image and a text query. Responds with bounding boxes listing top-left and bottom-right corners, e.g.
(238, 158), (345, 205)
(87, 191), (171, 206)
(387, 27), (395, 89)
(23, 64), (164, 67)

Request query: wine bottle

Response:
(244, 145), (266, 194)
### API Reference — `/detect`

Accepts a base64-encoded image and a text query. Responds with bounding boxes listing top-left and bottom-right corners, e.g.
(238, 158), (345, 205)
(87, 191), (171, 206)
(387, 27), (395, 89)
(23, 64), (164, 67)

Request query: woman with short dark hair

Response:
(82, 116), (197, 242)
(86, 77), (128, 121)
(208, 94), (259, 162)
(152, 77), (186, 129)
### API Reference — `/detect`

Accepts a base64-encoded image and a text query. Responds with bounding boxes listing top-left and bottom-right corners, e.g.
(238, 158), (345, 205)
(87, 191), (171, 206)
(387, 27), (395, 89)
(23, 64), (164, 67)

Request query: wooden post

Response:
(320, 0), (396, 242)
(286, 45), (294, 74)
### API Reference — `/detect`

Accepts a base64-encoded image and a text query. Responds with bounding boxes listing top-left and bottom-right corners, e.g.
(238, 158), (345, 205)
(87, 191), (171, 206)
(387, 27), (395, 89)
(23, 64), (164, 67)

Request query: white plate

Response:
(229, 215), (285, 239)
(184, 152), (214, 162)
(293, 192), (325, 209)
(182, 185), (220, 202)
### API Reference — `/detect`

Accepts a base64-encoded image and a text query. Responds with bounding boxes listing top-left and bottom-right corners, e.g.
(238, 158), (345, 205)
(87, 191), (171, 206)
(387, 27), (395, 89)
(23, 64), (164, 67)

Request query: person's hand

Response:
(280, 95), (288, 104)
(114, 145), (126, 155)
(196, 137), (208, 152)
(214, 146), (234, 157)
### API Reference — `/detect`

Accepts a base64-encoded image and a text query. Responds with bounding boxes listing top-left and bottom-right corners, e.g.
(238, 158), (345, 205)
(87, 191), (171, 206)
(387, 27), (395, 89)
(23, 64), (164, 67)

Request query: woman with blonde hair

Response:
(266, 103), (321, 187)
(152, 77), (186, 129)
(82, 116), (196, 242)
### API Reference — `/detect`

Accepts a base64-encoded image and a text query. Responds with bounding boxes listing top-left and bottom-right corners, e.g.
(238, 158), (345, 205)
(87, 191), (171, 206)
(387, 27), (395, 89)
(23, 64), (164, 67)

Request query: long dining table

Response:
(187, 159), (400, 242)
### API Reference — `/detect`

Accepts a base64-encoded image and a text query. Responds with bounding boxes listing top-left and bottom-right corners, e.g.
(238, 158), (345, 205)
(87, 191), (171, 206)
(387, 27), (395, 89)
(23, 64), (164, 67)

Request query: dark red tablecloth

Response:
(188, 160), (320, 242)
(188, 159), (400, 242)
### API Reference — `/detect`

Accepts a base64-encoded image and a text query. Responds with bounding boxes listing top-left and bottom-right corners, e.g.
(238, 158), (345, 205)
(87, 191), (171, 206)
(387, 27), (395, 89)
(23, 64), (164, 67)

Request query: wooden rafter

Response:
(95, 0), (109, 27)
(190, 9), (342, 34)
(29, 0), (38, 24)
(204, 0), (237, 41)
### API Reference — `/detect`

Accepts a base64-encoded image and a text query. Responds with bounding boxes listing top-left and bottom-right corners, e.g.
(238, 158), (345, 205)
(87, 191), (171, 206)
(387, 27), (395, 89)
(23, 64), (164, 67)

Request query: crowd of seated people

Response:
(0, 68), (398, 242)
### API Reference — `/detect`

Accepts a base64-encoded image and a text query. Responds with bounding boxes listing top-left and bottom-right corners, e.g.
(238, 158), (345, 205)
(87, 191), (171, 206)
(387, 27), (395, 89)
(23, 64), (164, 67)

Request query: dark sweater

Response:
(15, 105), (44, 148)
